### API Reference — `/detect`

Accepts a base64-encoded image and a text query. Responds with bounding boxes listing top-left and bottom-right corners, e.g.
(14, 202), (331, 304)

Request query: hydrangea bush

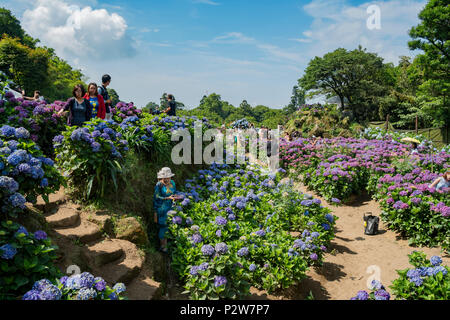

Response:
(280, 137), (449, 249)
(0, 221), (60, 299)
(53, 118), (129, 199)
(0, 125), (64, 216)
(167, 163), (336, 300)
(0, 76), (68, 156)
(22, 273), (127, 300)
(351, 252), (448, 300)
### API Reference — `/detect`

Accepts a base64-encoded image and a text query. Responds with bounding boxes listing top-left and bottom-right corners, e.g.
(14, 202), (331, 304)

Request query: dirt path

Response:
(287, 182), (449, 300)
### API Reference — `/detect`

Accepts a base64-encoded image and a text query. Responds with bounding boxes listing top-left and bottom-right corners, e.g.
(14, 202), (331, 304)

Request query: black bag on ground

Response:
(363, 213), (379, 235)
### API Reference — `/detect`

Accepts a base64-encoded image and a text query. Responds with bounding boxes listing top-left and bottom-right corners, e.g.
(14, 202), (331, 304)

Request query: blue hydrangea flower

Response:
(172, 216), (182, 224)
(374, 289), (390, 300)
(190, 266), (200, 276)
(77, 288), (98, 300)
(201, 244), (215, 256)
(52, 135), (64, 144)
(32, 279), (53, 292)
(198, 262), (209, 271)
(237, 247), (249, 257)
(79, 272), (95, 288)
(34, 230), (47, 240)
(59, 276), (68, 286)
(430, 256), (442, 267)
(40, 178), (49, 188)
(214, 276), (227, 287)
(22, 290), (42, 300)
(215, 216), (227, 226)
(321, 223), (331, 231)
(16, 226), (29, 237)
(255, 230), (266, 237)
(0, 243), (17, 260)
(356, 290), (369, 300)
(407, 269), (420, 279)
(432, 266), (447, 276)
(325, 214), (334, 223)
(409, 276), (423, 286)
(113, 283), (126, 294)
(215, 242), (228, 255)
(249, 264), (257, 272)
(40, 284), (62, 300)
(1, 125), (16, 137)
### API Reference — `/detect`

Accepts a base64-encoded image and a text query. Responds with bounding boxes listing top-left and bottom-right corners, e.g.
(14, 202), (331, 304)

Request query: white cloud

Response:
(300, 0), (427, 63)
(21, 0), (136, 60)
(212, 32), (255, 44)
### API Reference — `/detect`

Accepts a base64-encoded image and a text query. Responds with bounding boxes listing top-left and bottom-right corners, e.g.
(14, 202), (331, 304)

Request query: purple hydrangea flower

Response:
(214, 276), (227, 287)
(201, 244), (215, 256)
(215, 216), (227, 226)
(40, 284), (62, 300)
(255, 230), (266, 237)
(34, 231), (48, 240)
(215, 242), (228, 255)
(32, 279), (53, 292)
(237, 247), (249, 257)
(94, 277), (107, 291)
(374, 289), (390, 300)
(249, 264), (257, 272)
(172, 216), (182, 224)
(310, 253), (318, 261)
(355, 290), (369, 300)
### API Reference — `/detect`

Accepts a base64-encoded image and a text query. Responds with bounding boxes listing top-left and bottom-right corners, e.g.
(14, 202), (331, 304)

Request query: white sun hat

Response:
(157, 167), (175, 179)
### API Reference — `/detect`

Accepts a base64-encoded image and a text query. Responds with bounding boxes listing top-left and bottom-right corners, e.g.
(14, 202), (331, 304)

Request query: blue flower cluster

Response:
(406, 257), (447, 287)
(23, 272), (126, 300)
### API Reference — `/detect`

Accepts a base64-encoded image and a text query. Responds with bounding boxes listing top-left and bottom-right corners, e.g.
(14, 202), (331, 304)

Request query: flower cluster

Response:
(22, 273), (127, 300)
(111, 102), (143, 123)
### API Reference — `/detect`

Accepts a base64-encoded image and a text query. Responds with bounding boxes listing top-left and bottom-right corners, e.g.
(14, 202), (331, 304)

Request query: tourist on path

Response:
(84, 83), (106, 119)
(153, 167), (181, 253)
(58, 84), (92, 127)
(98, 74), (113, 120)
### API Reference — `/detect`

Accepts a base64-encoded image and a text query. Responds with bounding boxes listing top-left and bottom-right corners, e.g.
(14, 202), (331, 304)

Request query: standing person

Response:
(98, 74), (112, 120)
(164, 94), (176, 116)
(58, 84), (92, 126)
(84, 83), (106, 119)
(153, 167), (181, 253)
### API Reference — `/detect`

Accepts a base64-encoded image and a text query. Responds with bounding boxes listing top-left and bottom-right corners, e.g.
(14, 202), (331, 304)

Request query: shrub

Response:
(0, 221), (61, 300)
(0, 125), (64, 217)
(53, 119), (128, 199)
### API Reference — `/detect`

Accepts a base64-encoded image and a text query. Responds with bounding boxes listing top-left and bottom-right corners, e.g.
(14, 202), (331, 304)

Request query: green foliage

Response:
(108, 88), (120, 107)
(408, 0), (449, 128)
(0, 220), (61, 300)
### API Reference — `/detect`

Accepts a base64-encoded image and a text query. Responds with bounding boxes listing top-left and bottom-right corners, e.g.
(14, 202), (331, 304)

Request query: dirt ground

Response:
(248, 182), (449, 300)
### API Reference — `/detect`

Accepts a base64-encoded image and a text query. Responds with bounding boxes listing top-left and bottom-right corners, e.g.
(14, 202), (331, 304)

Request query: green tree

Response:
(299, 46), (392, 123)
(239, 100), (252, 116)
(408, 0), (449, 127)
(0, 8), (38, 48)
(0, 36), (49, 94)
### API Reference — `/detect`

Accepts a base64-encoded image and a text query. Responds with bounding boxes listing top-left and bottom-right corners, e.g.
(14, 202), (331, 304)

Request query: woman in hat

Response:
(153, 167), (180, 253)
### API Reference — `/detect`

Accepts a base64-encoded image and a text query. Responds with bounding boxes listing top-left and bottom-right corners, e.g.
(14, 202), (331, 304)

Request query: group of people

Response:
(57, 75), (113, 126)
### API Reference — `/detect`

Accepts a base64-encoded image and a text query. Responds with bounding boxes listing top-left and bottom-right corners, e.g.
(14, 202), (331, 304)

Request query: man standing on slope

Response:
(98, 74), (113, 120)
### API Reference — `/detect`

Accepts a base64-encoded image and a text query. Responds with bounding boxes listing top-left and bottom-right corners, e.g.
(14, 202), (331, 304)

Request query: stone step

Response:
(54, 220), (103, 244)
(82, 240), (124, 268)
(91, 239), (144, 285)
(34, 188), (68, 214)
(46, 207), (80, 229)
(126, 276), (162, 300)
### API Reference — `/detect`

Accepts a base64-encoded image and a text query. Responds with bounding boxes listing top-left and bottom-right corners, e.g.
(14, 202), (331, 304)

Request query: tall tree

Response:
(299, 46), (392, 123)
(0, 36), (49, 94)
(108, 88), (120, 106)
(0, 8), (38, 48)
(408, 0), (450, 127)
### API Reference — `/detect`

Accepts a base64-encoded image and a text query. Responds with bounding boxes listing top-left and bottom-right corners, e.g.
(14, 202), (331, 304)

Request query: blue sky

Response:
(3, 0), (427, 109)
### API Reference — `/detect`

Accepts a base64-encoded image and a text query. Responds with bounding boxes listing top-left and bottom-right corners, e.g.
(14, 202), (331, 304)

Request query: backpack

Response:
(363, 213), (379, 235)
